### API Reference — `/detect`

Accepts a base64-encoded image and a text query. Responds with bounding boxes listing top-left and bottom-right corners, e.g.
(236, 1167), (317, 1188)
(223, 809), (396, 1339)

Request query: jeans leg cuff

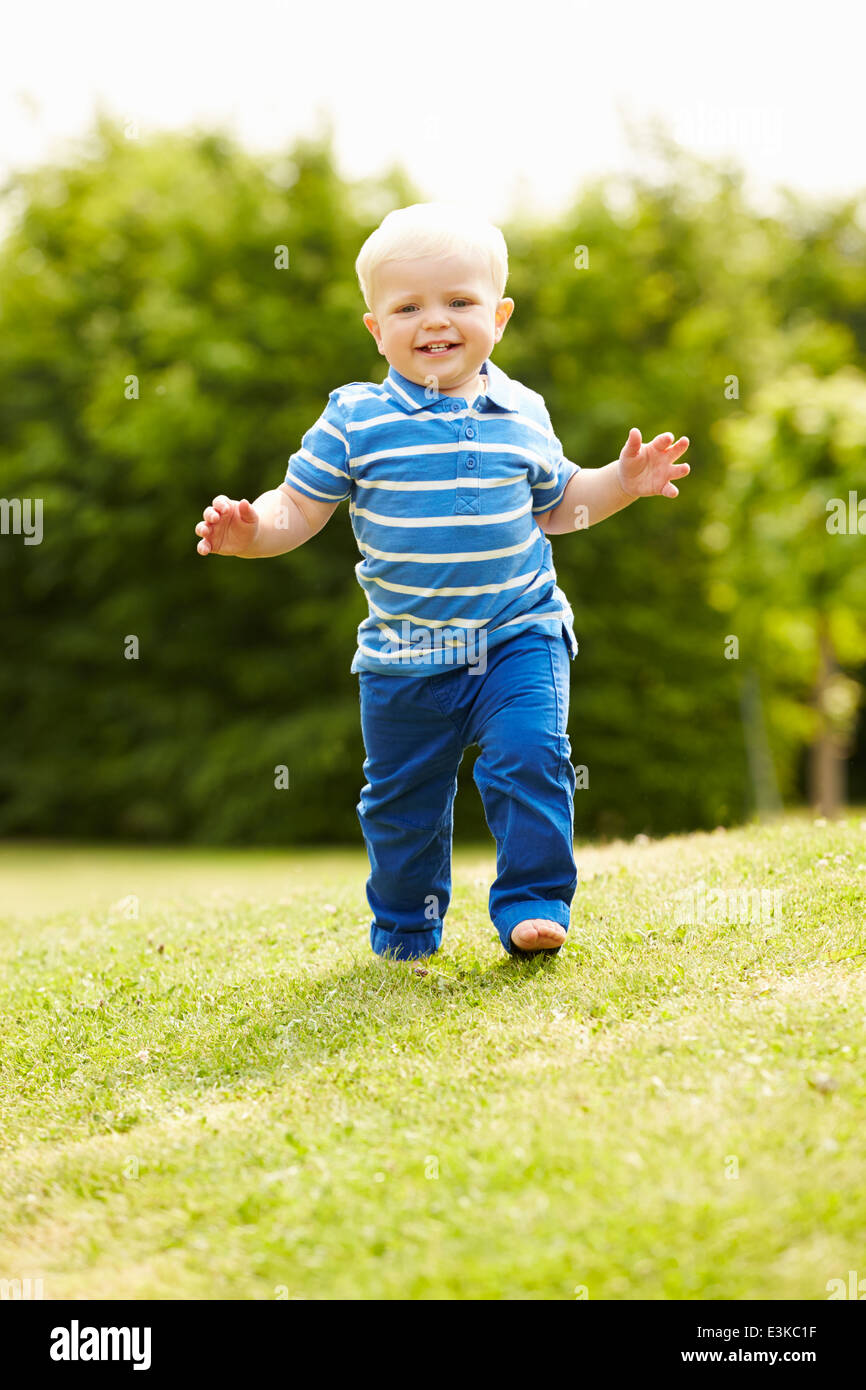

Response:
(370, 923), (442, 961)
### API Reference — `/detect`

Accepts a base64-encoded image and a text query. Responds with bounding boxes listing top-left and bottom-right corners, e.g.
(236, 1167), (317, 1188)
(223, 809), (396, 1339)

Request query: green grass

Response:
(1, 814), (865, 1300)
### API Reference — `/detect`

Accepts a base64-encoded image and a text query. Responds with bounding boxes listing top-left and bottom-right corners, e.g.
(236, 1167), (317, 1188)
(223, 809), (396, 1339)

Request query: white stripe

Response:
(386, 377), (419, 409)
(356, 636), (463, 661)
(357, 639), (398, 659)
(356, 532), (539, 564)
(361, 567), (541, 598)
(334, 388), (380, 407)
(531, 484), (564, 512)
(491, 603), (569, 635)
(353, 440), (553, 471)
(365, 594), (488, 629)
(287, 474), (347, 502)
(347, 408), (549, 439)
(374, 622), (465, 651)
(349, 498), (533, 528)
(317, 418), (350, 456)
(347, 409), (433, 431)
(353, 474), (521, 492)
(297, 447), (350, 481)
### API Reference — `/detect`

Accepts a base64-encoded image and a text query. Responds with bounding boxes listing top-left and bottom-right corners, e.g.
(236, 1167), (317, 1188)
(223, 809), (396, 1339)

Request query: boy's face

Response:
(362, 251), (514, 395)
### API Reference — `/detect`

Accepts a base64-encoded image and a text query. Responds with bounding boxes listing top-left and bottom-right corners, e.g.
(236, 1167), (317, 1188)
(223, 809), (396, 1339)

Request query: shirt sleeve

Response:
(284, 392), (352, 503)
(529, 411), (580, 514)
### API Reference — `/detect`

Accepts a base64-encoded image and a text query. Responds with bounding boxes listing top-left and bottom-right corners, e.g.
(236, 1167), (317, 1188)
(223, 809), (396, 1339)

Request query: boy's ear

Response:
(493, 297), (515, 342)
(363, 312), (385, 354)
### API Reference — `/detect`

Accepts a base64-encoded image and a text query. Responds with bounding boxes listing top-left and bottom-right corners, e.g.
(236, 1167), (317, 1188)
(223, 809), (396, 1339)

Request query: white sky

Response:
(2, 0), (864, 219)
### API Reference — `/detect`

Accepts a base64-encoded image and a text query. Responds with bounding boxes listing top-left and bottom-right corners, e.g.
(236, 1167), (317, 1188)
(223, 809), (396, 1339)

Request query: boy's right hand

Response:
(195, 495), (259, 556)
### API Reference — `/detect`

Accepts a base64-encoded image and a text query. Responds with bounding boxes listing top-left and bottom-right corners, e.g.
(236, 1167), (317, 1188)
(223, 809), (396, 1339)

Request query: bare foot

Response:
(510, 918), (567, 953)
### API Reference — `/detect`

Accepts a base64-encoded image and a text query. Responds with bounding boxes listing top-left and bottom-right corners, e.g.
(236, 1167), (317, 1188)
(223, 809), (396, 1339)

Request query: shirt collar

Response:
(381, 356), (516, 413)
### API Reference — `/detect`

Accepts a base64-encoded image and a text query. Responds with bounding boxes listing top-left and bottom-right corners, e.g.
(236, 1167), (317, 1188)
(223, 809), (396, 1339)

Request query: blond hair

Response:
(355, 202), (508, 312)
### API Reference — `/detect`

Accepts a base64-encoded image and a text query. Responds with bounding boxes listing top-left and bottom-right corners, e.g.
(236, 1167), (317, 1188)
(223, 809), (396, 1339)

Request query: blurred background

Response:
(1, 1), (864, 848)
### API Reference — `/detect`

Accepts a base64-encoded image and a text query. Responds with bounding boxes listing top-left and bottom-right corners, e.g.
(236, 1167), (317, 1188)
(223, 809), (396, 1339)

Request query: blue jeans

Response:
(356, 627), (578, 960)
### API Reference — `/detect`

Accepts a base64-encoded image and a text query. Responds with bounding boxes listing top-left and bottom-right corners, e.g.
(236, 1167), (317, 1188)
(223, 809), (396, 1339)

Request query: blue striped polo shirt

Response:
(284, 355), (580, 677)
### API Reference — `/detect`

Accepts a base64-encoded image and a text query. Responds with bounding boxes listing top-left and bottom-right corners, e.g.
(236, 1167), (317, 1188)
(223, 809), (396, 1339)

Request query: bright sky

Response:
(2, 0), (864, 220)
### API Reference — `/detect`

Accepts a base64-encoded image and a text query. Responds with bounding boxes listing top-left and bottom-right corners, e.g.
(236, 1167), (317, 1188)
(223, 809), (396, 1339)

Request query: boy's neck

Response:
(433, 366), (487, 401)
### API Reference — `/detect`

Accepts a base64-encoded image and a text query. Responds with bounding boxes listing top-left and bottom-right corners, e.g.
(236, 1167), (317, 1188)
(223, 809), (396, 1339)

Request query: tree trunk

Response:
(809, 616), (846, 818)
(740, 667), (782, 819)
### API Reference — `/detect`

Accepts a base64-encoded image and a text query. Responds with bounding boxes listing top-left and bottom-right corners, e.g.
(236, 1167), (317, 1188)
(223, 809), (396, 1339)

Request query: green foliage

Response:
(713, 365), (866, 793)
(1, 120), (864, 842)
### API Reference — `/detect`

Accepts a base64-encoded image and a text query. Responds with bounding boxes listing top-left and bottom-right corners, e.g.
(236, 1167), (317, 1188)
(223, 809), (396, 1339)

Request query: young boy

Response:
(194, 203), (690, 962)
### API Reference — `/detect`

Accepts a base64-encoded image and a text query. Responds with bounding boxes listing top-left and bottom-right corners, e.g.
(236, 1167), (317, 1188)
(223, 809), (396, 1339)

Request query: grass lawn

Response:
(1, 814), (865, 1300)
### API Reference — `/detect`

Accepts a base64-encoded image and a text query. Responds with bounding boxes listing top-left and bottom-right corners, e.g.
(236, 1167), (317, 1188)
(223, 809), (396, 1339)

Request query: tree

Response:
(713, 365), (866, 815)
(1, 119), (864, 843)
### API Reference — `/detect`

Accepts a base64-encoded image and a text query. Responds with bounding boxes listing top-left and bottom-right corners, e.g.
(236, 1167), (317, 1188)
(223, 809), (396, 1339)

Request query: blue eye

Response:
(395, 299), (471, 312)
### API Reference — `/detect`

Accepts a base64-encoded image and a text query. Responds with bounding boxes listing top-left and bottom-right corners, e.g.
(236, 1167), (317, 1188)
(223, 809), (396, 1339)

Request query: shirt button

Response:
(466, 426), (475, 438)
(466, 458), (476, 469)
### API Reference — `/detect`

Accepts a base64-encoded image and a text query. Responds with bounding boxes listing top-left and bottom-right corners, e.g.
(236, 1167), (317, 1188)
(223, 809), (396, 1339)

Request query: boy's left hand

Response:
(617, 428), (690, 499)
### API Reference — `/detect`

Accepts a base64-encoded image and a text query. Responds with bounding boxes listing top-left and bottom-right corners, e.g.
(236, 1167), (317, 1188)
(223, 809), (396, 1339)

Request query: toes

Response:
(510, 919), (567, 952)
(537, 921), (566, 944)
(511, 922), (540, 949)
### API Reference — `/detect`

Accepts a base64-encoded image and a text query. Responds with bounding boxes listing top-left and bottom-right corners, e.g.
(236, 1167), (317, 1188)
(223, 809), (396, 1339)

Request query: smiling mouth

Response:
(416, 343), (461, 354)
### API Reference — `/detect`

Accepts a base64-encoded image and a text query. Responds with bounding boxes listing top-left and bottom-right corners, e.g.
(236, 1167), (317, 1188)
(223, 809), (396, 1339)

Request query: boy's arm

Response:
(536, 462), (634, 533)
(238, 483), (339, 557)
(537, 428), (690, 534)
(197, 387), (351, 559)
(195, 483), (339, 558)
